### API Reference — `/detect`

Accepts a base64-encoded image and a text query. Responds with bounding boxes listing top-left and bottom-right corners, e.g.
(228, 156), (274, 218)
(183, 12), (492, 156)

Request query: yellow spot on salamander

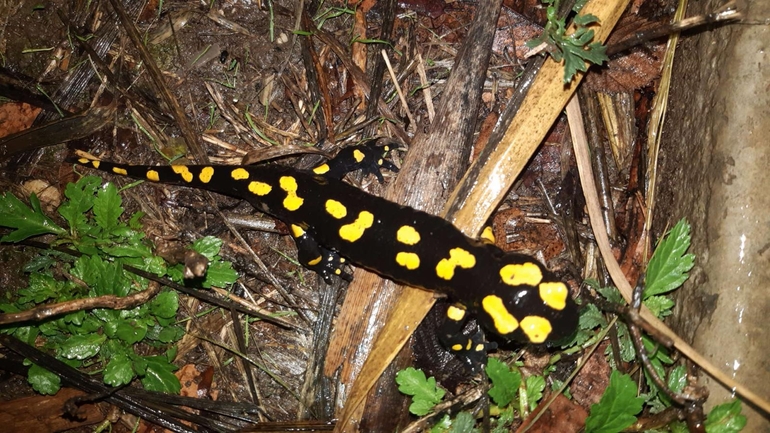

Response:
(77, 157), (90, 164)
(353, 149), (365, 162)
(91, 160), (101, 169)
(231, 168), (249, 180)
(395, 252), (420, 270)
(248, 181), (272, 196)
(290, 224), (305, 238)
(199, 166), (214, 183)
(172, 165), (193, 183)
(520, 316), (552, 343)
(446, 305), (466, 322)
(480, 226), (495, 244)
(499, 262), (543, 287)
(308, 256), (323, 266)
(313, 163), (330, 175)
(466, 340), (472, 350)
(112, 167), (127, 176)
(482, 295), (519, 335)
(325, 199), (347, 219)
(339, 211), (374, 242)
(279, 176), (304, 211)
(451, 344), (463, 352)
(435, 248), (476, 280)
(146, 170), (160, 182)
(539, 282), (569, 311)
(396, 225), (420, 245)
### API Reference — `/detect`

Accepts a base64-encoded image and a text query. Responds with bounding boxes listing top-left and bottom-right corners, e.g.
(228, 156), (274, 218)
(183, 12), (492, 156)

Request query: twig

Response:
(381, 49), (416, 131)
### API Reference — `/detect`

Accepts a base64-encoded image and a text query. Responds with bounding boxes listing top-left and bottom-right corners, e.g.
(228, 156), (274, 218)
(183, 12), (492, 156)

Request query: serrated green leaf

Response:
(59, 176), (101, 232)
(430, 414), (452, 433)
(22, 254), (57, 273)
(93, 182), (123, 232)
(705, 400), (746, 433)
(149, 291), (178, 319)
(585, 371), (644, 433)
(101, 242), (153, 258)
(139, 356), (180, 393)
(192, 236), (223, 259)
(28, 363), (61, 395)
(395, 367), (445, 416)
(595, 285), (624, 305)
(645, 219), (695, 298)
(486, 358), (521, 407)
(448, 411), (475, 433)
(0, 193), (66, 242)
(19, 273), (61, 304)
(667, 365), (687, 394)
(579, 303), (608, 330)
(202, 260), (238, 288)
(643, 295), (675, 318)
(525, 375), (545, 411)
(58, 333), (106, 360)
(104, 353), (134, 387)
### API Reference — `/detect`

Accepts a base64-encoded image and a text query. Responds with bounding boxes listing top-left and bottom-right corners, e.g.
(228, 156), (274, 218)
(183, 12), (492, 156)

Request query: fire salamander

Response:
(69, 139), (578, 360)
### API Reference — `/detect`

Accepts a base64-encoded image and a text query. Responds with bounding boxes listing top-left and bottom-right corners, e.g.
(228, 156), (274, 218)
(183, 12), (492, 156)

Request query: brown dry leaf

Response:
(571, 341), (612, 409)
(492, 7), (543, 59)
(585, 13), (667, 92)
(518, 393), (588, 433)
(0, 102), (40, 139)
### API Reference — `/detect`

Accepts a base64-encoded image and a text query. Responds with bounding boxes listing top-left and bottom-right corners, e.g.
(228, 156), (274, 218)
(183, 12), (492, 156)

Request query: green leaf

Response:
(395, 367), (445, 416)
(0, 193), (65, 242)
(667, 365), (687, 395)
(645, 219), (695, 298)
(104, 353), (134, 387)
(192, 236), (223, 259)
(705, 400), (746, 433)
(72, 255), (130, 297)
(486, 358), (521, 407)
(58, 333), (106, 360)
(58, 176), (101, 232)
(448, 411), (475, 433)
(525, 375), (545, 411)
(153, 325), (185, 343)
(149, 291), (179, 319)
(585, 371), (644, 433)
(202, 260), (238, 288)
(430, 415), (452, 433)
(115, 320), (148, 344)
(138, 356), (180, 393)
(595, 285), (624, 305)
(102, 242), (153, 259)
(93, 182), (123, 232)
(643, 295), (675, 318)
(18, 273), (61, 304)
(28, 363), (61, 395)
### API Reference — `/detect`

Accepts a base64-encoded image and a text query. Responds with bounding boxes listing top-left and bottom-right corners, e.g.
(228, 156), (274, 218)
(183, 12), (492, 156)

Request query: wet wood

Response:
(327, 1), (504, 431)
(0, 388), (106, 432)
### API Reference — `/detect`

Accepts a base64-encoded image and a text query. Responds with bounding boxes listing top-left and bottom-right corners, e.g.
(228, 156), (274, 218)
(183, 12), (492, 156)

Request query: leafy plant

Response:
(584, 371), (644, 433)
(396, 367), (446, 416)
(526, 0), (609, 83)
(0, 176), (238, 394)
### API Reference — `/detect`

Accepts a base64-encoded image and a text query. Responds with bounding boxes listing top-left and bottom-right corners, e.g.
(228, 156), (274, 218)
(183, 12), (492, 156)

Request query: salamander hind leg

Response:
(290, 224), (352, 283)
(311, 138), (401, 182)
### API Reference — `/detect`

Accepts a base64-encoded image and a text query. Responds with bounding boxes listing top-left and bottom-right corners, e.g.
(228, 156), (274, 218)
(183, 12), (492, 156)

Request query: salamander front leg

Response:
(439, 304), (497, 371)
(312, 138), (401, 182)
